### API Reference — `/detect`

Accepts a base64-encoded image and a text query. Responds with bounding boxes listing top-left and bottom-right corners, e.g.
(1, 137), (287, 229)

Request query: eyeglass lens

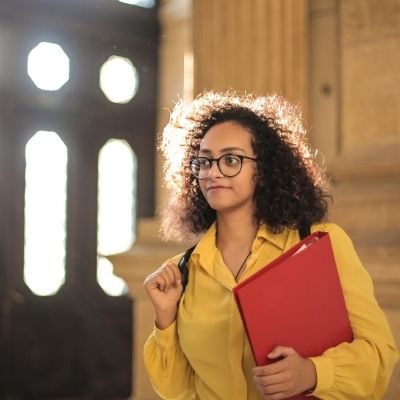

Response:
(191, 155), (242, 179)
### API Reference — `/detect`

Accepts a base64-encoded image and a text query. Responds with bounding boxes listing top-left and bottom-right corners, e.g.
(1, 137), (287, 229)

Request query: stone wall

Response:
(312, 2), (400, 397)
(116, 1), (400, 398)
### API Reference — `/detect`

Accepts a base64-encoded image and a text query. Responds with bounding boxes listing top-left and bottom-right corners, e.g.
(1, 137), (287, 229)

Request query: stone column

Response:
(109, 218), (185, 400)
(155, 0), (193, 212)
(110, 1), (192, 398)
(193, 0), (309, 114)
(310, 2), (400, 397)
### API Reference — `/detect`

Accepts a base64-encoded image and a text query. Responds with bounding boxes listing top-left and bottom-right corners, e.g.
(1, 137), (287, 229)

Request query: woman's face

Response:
(197, 121), (257, 214)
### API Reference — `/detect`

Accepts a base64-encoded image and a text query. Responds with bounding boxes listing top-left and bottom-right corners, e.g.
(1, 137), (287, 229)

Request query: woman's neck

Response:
(216, 210), (259, 251)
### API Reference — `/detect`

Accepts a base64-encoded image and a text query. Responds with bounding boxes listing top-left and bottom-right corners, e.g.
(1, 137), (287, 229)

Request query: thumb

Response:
(267, 346), (295, 360)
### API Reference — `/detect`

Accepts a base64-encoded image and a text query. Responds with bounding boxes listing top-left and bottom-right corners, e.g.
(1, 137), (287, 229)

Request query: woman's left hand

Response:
(252, 346), (316, 399)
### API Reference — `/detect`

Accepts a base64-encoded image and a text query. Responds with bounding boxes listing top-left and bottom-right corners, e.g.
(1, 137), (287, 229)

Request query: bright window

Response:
(117, 0), (155, 8)
(24, 131), (68, 296)
(99, 56), (139, 104)
(27, 42), (70, 91)
(97, 139), (137, 296)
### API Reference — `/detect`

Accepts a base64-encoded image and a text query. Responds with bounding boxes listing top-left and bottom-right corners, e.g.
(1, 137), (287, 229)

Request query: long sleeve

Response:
(143, 321), (195, 400)
(309, 224), (399, 399)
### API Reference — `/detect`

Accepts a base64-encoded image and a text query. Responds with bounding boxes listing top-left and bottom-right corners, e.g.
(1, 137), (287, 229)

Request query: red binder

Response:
(233, 232), (353, 399)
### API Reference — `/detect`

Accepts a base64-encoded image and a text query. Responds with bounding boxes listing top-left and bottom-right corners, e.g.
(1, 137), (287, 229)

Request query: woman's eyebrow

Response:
(198, 148), (211, 154)
(198, 146), (247, 154)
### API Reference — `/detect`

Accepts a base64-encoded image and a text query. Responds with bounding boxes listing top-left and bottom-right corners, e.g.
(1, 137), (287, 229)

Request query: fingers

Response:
(159, 263), (181, 292)
(252, 347), (300, 399)
(252, 347), (316, 400)
(267, 346), (296, 360)
(255, 380), (287, 399)
(253, 368), (291, 400)
(252, 346), (297, 377)
(253, 370), (284, 386)
(144, 263), (182, 293)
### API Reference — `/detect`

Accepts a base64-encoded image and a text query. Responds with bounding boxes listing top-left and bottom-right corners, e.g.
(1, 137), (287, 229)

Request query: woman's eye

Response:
(198, 158), (209, 168)
(224, 155), (240, 166)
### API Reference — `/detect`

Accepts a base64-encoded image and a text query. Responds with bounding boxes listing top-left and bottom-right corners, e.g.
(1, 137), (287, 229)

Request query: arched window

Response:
(27, 42), (70, 91)
(24, 131), (68, 296)
(97, 139), (137, 296)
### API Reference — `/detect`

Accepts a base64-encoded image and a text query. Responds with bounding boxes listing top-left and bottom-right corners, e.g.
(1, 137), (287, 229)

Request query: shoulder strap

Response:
(299, 221), (311, 240)
(178, 245), (196, 291)
(178, 223), (311, 292)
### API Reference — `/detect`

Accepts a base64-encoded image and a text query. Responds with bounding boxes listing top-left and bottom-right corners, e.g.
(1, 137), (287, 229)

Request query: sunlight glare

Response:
(97, 139), (136, 296)
(27, 42), (70, 91)
(24, 131), (67, 296)
(97, 256), (128, 297)
(99, 56), (138, 104)
(117, 0), (155, 8)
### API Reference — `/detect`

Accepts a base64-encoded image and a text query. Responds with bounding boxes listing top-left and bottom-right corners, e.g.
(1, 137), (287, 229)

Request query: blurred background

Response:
(0, 0), (398, 399)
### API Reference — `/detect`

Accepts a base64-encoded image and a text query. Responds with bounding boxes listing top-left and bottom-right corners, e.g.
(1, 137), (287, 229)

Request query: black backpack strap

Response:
(178, 245), (196, 291)
(299, 221), (311, 240)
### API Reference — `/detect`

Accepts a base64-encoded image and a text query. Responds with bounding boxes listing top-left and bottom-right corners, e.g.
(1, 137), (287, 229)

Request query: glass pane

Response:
(97, 256), (128, 297)
(27, 42), (70, 91)
(24, 131), (68, 296)
(117, 0), (155, 8)
(97, 139), (136, 296)
(99, 56), (139, 104)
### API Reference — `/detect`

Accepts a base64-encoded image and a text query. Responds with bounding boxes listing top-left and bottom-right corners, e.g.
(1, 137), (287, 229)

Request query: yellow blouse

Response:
(143, 223), (399, 399)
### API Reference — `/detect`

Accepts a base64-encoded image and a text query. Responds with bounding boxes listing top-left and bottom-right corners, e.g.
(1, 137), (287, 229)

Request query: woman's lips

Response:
(207, 185), (230, 192)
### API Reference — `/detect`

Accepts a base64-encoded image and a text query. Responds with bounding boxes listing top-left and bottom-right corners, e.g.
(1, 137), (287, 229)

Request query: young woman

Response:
(143, 91), (399, 399)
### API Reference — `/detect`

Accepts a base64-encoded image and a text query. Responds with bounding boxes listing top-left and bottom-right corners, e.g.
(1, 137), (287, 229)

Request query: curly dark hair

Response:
(159, 91), (330, 242)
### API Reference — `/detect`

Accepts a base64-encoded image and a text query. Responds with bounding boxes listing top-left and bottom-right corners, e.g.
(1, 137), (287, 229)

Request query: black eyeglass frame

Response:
(189, 154), (257, 180)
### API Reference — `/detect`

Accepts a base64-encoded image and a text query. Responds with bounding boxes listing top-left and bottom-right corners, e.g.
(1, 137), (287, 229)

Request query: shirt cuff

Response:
(308, 355), (334, 394)
(154, 320), (179, 349)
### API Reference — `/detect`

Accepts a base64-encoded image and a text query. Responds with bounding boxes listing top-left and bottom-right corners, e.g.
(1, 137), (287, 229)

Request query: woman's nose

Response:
(208, 160), (223, 179)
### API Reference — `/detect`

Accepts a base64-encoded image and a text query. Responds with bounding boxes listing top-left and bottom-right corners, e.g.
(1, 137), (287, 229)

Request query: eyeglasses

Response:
(189, 154), (257, 179)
